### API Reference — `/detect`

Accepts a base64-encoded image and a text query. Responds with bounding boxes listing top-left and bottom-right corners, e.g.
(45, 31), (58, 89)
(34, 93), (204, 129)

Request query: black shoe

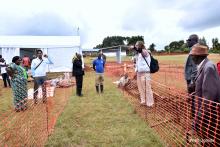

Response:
(100, 85), (104, 93)
(96, 86), (99, 93)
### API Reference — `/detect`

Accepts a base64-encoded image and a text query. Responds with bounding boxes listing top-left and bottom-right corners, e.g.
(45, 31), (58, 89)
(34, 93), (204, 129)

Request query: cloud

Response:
(121, 1), (155, 32)
(0, 13), (75, 35)
(0, 12), (89, 45)
(179, 0), (220, 31)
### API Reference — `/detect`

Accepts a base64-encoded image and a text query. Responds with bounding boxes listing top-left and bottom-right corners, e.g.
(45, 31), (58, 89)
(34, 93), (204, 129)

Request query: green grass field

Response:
(45, 72), (163, 146)
(154, 54), (220, 65)
(84, 53), (220, 65)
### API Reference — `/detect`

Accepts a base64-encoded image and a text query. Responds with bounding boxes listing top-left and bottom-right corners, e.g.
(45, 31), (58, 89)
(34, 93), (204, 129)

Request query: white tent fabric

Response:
(47, 47), (81, 72)
(0, 36), (81, 72)
(1, 47), (20, 63)
(0, 36), (80, 48)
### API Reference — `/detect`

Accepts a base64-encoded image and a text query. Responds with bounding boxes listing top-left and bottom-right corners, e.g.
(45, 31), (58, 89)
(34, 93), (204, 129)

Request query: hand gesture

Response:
(43, 54), (48, 58)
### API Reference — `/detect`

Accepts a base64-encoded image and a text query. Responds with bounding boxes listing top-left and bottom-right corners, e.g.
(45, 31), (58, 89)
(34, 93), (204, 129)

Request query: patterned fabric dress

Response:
(10, 63), (28, 110)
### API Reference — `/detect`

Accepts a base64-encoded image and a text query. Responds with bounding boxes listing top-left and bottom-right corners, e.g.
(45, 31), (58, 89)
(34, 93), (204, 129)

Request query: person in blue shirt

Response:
(93, 53), (105, 93)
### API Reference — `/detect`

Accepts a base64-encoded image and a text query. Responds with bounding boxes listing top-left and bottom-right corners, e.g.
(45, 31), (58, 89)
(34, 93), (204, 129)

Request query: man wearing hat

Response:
(190, 43), (220, 102)
(190, 43), (220, 146)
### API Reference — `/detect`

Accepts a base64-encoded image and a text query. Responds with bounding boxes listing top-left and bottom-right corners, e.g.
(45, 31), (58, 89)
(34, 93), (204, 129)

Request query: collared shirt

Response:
(197, 59), (205, 70)
(31, 57), (53, 77)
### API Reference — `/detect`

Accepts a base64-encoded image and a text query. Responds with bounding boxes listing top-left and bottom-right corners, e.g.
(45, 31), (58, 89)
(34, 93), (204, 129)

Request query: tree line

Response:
(94, 36), (220, 53)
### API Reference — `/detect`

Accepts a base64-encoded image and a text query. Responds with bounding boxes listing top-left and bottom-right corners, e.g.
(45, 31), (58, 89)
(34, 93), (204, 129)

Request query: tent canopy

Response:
(0, 36), (80, 48)
(0, 36), (81, 72)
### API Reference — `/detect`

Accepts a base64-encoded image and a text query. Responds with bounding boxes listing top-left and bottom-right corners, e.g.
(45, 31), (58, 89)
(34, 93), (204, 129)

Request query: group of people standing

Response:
(184, 34), (220, 145)
(0, 49), (53, 112)
(72, 50), (106, 96)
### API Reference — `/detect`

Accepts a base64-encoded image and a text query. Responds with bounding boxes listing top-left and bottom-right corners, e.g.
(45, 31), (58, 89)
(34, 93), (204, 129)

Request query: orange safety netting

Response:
(106, 62), (220, 146)
(0, 76), (74, 146)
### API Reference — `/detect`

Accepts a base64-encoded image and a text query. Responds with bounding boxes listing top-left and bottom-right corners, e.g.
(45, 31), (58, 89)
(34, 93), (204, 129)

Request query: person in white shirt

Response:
(31, 49), (53, 104)
(0, 56), (11, 88)
(133, 41), (154, 107)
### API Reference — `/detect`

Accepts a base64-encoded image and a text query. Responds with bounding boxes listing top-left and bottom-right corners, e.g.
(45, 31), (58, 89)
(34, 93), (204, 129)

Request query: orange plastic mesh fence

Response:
(0, 80), (73, 146)
(106, 63), (220, 146)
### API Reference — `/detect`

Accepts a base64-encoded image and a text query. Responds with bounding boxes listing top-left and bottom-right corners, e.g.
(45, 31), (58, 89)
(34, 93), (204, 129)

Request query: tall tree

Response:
(199, 36), (207, 46)
(126, 36), (144, 45)
(164, 40), (185, 52)
(94, 35), (145, 48)
(211, 38), (220, 52)
(149, 43), (156, 52)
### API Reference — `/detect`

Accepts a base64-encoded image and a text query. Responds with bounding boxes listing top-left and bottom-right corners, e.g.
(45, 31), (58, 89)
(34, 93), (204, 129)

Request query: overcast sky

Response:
(0, 0), (220, 49)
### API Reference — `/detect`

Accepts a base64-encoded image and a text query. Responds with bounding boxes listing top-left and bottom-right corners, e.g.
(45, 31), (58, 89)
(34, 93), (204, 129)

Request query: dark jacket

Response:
(184, 55), (197, 82)
(72, 58), (84, 76)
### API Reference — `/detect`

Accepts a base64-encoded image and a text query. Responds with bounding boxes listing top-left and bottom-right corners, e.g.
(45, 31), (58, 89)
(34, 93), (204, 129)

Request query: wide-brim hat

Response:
(189, 43), (209, 56)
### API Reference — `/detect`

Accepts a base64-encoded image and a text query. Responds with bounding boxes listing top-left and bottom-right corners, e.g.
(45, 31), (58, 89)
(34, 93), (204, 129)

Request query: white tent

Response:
(0, 36), (81, 72)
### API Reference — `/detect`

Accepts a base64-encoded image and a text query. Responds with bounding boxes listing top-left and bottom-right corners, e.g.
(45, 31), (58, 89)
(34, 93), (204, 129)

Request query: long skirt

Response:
(11, 77), (27, 110)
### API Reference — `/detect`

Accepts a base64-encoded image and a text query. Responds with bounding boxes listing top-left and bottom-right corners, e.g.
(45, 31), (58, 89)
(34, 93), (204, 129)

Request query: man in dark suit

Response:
(190, 43), (220, 146)
(72, 53), (84, 96)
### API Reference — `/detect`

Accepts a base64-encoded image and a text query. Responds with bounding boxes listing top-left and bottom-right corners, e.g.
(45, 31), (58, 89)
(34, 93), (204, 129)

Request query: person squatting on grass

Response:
(190, 44), (220, 146)
(93, 52), (105, 93)
(0, 55), (11, 88)
(72, 53), (84, 97)
(113, 73), (130, 88)
(31, 49), (53, 104)
(133, 41), (154, 107)
(7, 56), (28, 112)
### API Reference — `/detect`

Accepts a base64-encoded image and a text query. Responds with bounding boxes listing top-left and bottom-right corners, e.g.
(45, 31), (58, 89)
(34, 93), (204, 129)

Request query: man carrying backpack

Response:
(133, 41), (154, 107)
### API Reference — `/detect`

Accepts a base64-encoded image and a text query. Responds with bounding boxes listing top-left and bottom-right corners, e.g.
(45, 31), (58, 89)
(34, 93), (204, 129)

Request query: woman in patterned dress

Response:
(8, 56), (28, 112)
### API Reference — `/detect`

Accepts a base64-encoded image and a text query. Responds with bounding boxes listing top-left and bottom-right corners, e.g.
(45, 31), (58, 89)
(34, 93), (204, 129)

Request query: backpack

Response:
(149, 55), (159, 73)
(142, 53), (159, 73)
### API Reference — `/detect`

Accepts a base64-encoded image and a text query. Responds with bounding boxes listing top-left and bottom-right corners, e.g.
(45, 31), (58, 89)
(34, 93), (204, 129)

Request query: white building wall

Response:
(47, 47), (80, 72)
